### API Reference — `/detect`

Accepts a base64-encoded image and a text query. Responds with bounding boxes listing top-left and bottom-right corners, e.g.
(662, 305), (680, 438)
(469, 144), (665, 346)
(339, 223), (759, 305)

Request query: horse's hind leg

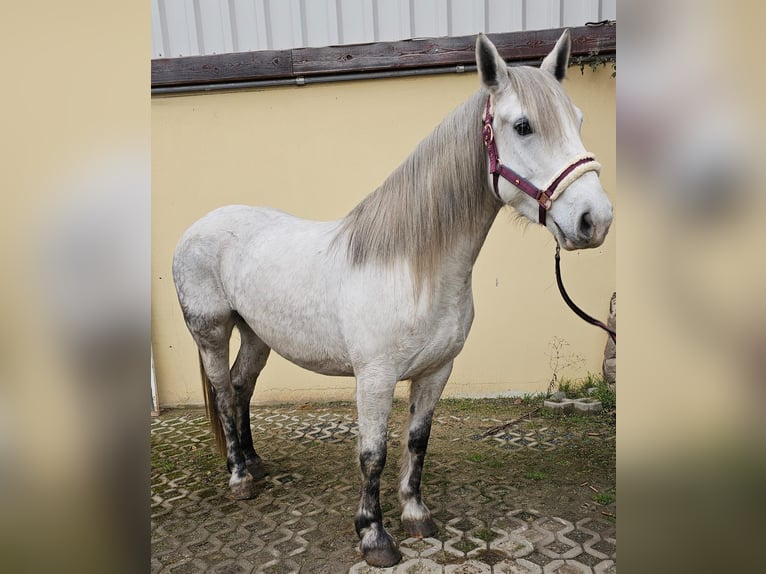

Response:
(399, 361), (453, 538)
(230, 315), (270, 480)
(192, 313), (257, 499)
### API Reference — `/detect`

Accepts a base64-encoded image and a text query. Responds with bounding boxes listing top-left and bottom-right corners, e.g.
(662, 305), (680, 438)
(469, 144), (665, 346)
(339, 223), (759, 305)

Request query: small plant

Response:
(571, 52), (616, 78)
(545, 337), (585, 397)
(519, 392), (547, 405)
(474, 527), (498, 542)
(594, 492), (615, 506)
(453, 538), (480, 553)
(555, 372), (616, 412)
(467, 452), (486, 463)
(153, 458), (176, 473)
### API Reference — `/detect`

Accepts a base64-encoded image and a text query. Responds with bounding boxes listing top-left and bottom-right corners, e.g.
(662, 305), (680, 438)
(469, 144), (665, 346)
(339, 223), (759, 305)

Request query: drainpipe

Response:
(151, 63), (503, 95)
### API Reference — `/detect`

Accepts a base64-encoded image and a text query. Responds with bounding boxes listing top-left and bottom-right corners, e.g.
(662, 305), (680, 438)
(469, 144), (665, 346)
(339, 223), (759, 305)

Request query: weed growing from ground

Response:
(594, 492), (616, 506)
(545, 337), (585, 397)
(556, 372), (616, 412)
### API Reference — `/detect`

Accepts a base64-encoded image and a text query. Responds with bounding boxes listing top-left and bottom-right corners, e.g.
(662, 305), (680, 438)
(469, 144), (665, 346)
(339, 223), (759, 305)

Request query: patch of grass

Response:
(526, 471), (546, 481)
(474, 527), (497, 542)
(467, 452), (486, 463)
(440, 397), (521, 416)
(153, 458), (176, 474)
(453, 538), (480, 553)
(594, 492), (615, 506)
(518, 392), (547, 406)
(190, 448), (223, 473)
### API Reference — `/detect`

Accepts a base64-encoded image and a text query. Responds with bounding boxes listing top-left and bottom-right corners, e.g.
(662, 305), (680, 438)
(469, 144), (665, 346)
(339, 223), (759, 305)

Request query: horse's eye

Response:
(514, 119), (533, 136)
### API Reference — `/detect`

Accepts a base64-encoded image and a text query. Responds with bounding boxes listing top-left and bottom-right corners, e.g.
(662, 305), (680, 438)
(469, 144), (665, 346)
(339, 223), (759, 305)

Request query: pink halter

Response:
(481, 95), (601, 225)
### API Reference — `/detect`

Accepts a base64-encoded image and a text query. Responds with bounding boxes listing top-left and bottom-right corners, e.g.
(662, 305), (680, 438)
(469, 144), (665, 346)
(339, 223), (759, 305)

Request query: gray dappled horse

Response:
(172, 31), (613, 567)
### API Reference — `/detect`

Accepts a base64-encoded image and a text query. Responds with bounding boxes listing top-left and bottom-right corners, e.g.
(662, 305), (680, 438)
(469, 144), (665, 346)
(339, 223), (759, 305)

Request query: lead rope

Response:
(555, 243), (616, 343)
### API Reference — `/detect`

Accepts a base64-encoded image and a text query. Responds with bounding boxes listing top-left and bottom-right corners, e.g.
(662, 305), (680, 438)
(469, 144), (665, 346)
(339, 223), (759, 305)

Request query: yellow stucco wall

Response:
(152, 65), (615, 406)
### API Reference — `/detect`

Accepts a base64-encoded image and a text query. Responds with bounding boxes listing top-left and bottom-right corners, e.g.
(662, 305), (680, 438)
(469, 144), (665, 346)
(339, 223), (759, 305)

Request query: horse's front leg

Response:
(399, 361), (452, 538)
(354, 372), (401, 567)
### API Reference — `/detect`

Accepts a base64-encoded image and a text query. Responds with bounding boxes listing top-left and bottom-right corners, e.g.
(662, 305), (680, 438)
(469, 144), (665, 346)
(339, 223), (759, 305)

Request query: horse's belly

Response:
(273, 350), (354, 377)
(237, 304), (354, 377)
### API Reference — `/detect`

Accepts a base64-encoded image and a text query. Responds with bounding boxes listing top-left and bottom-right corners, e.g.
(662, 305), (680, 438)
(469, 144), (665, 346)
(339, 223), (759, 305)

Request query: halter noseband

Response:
(481, 95), (601, 225)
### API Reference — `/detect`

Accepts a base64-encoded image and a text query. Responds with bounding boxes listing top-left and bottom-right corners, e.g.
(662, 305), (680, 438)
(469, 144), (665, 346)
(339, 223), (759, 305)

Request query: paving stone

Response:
(543, 400), (602, 415)
(444, 560), (492, 573)
(395, 558), (443, 573)
(572, 401), (601, 414)
(349, 561), (396, 573)
(592, 561), (615, 574)
(542, 560), (593, 574)
(493, 559), (543, 574)
(400, 537), (443, 559)
(151, 406), (615, 572)
(489, 529), (534, 559)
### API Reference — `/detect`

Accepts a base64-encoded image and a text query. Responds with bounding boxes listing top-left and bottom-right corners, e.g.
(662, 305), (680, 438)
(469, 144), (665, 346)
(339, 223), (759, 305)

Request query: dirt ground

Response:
(151, 398), (615, 573)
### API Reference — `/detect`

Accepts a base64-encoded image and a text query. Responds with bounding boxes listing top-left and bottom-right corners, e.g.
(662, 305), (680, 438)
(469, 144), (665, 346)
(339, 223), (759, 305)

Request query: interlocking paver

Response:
(151, 402), (615, 573)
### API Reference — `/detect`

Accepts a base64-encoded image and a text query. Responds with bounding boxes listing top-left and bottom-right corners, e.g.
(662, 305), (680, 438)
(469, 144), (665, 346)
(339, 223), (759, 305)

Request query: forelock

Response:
(505, 66), (578, 146)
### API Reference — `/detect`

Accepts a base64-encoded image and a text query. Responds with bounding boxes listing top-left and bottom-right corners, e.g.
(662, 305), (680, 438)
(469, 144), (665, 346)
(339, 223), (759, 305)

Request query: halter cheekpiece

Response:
(481, 95), (601, 226)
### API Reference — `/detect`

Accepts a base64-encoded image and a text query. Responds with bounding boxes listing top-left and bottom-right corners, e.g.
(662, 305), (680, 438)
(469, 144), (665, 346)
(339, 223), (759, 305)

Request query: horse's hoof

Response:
(402, 516), (438, 539)
(362, 544), (402, 568)
(246, 458), (268, 481)
(361, 529), (402, 568)
(229, 475), (257, 500)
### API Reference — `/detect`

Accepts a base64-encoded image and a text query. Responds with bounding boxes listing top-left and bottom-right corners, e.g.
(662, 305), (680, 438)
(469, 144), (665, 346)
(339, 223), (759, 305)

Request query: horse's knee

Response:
(359, 447), (386, 476)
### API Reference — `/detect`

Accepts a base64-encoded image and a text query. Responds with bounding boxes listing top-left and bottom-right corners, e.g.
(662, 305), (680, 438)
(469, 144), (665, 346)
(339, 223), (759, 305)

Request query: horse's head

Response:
(476, 31), (613, 250)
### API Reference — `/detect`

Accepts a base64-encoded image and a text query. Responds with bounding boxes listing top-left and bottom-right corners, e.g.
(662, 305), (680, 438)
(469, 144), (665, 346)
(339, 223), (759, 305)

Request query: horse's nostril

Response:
(579, 211), (594, 239)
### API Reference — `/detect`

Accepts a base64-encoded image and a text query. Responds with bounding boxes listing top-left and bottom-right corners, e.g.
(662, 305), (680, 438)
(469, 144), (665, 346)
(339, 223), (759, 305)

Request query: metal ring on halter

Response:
(482, 124), (494, 144)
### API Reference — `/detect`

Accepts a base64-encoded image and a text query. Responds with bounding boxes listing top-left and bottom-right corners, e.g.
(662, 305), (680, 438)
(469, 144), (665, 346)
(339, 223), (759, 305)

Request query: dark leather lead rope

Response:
(555, 243), (616, 343)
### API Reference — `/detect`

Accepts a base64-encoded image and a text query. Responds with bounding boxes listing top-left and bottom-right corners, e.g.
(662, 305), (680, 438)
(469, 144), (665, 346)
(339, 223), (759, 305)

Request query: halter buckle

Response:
(482, 123), (494, 145)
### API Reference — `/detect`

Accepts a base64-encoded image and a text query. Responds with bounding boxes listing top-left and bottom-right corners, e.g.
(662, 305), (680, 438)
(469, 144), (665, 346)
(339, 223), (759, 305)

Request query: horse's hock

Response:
(602, 292), (616, 385)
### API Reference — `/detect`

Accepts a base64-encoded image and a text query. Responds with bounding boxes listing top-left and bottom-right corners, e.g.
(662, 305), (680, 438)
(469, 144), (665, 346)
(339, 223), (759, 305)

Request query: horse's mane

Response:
(335, 66), (576, 287)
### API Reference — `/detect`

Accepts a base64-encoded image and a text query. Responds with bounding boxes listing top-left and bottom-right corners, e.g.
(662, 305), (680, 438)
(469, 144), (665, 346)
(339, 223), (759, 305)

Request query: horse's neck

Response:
(422, 102), (501, 272)
(444, 201), (501, 280)
(338, 91), (501, 285)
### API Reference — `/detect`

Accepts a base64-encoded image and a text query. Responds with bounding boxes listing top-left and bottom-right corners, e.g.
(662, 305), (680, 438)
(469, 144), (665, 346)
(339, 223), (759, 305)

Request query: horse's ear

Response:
(476, 33), (509, 94)
(540, 29), (571, 82)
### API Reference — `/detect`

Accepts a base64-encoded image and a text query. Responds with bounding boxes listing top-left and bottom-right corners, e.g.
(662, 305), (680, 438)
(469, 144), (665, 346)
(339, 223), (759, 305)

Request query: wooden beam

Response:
(152, 24), (615, 88)
(151, 49), (291, 87)
(293, 26), (614, 77)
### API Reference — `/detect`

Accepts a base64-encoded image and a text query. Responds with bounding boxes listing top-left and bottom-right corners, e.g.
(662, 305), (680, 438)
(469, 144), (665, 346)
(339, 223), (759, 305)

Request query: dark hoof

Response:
(402, 516), (438, 539)
(229, 475), (257, 500)
(362, 544), (402, 568)
(246, 458), (268, 481)
(360, 526), (402, 568)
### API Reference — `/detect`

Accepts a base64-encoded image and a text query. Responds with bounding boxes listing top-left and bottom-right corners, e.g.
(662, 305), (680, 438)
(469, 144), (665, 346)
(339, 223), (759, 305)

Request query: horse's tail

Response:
(199, 352), (227, 457)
